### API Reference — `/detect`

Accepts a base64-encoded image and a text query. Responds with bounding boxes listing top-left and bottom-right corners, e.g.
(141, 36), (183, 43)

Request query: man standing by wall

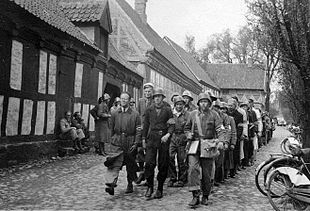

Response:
(143, 88), (174, 200)
(104, 92), (142, 195)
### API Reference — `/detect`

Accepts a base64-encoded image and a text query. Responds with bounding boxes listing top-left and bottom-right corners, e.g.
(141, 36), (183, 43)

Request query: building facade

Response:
(0, 0), (143, 167)
(204, 63), (266, 105)
(109, 0), (202, 101)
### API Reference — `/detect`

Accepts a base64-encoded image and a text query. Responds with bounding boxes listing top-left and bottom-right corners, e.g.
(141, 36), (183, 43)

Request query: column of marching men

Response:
(86, 83), (274, 208)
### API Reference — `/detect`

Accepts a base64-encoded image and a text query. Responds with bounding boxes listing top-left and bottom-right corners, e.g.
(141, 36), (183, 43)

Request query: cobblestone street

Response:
(0, 127), (289, 210)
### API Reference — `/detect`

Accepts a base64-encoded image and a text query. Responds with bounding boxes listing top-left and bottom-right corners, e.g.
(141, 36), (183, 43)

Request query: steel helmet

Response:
(171, 92), (180, 102)
(103, 93), (111, 101)
(213, 99), (221, 108)
(197, 92), (211, 105)
(114, 97), (121, 103)
(220, 102), (228, 109)
(182, 90), (193, 101)
(174, 95), (185, 105)
(153, 88), (166, 98)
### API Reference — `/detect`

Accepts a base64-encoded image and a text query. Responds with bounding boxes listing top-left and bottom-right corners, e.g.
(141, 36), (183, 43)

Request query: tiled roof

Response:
(109, 41), (137, 73)
(203, 63), (265, 90)
(10, 0), (101, 52)
(115, 0), (201, 90)
(59, 0), (112, 33)
(164, 36), (220, 91)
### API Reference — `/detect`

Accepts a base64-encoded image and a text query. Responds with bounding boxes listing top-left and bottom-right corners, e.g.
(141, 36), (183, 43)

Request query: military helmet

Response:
(182, 90), (193, 101)
(220, 102), (228, 109)
(174, 95), (185, 105)
(197, 92), (212, 105)
(153, 88), (166, 98)
(114, 97), (121, 103)
(239, 102), (248, 108)
(213, 99), (221, 108)
(171, 92), (180, 102)
(103, 93), (111, 101)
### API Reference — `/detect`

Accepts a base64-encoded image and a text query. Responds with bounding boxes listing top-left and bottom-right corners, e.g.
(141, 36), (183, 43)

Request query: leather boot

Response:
(152, 190), (163, 199)
(201, 196), (209, 206)
(125, 182), (133, 194)
(105, 178), (117, 195)
(135, 172), (145, 185)
(188, 191), (200, 207)
(145, 186), (154, 198)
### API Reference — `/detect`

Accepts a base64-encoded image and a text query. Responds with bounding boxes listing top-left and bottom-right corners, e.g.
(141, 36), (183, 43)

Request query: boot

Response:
(125, 182), (133, 194)
(152, 190), (163, 199)
(188, 191), (200, 207)
(145, 186), (154, 198)
(105, 178), (117, 195)
(201, 196), (209, 206)
(135, 172), (145, 185)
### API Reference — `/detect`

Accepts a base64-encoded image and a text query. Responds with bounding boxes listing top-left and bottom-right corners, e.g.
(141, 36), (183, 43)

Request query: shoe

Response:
(201, 196), (209, 206)
(152, 190), (163, 199)
(145, 187), (153, 198)
(188, 191), (200, 207)
(135, 173), (145, 185)
(167, 180), (175, 187)
(105, 186), (114, 195)
(174, 181), (184, 187)
(214, 182), (220, 187)
(125, 183), (133, 194)
(105, 182), (117, 188)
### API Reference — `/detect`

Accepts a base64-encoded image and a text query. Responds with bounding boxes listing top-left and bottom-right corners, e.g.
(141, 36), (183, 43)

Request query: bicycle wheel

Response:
(255, 159), (275, 196)
(266, 170), (308, 211)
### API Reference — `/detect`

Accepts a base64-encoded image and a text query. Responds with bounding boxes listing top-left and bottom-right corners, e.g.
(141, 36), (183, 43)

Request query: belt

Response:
(116, 132), (134, 137)
(174, 131), (184, 135)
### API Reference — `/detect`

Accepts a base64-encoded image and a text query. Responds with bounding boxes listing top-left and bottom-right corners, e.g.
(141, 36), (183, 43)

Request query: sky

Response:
(125, 0), (248, 49)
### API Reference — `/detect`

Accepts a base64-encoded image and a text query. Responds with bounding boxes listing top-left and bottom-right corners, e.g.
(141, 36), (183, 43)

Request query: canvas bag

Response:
(195, 113), (219, 158)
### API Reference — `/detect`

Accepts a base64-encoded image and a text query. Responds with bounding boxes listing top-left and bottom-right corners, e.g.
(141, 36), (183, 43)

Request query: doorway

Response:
(104, 83), (121, 108)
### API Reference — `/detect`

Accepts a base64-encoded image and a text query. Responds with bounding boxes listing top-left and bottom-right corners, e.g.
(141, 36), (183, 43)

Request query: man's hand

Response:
(230, 145), (235, 150)
(257, 131), (262, 137)
(161, 133), (170, 143)
(142, 139), (146, 149)
(186, 132), (193, 140)
(224, 143), (229, 150)
(217, 142), (224, 150)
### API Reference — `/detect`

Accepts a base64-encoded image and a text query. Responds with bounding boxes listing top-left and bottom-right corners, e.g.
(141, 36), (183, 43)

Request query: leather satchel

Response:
(195, 113), (219, 158)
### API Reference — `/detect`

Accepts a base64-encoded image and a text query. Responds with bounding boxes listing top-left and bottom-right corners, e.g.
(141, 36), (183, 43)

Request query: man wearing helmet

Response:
(185, 92), (225, 207)
(182, 90), (197, 112)
(167, 96), (189, 188)
(142, 88), (175, 200)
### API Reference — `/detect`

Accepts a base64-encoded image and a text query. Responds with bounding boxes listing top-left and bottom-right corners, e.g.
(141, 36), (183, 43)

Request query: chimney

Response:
(135, 0), (148, 23)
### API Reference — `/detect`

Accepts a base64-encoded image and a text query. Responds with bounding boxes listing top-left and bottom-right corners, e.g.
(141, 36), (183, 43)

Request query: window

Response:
(74, 63), (83, 97)
(10, 40), (23, 91)
(38, 50), (57, 95)
(122, 83), (128, 92)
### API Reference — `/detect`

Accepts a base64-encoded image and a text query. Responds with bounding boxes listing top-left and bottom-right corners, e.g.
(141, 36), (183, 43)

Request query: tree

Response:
(184, 34), (200, 63)
(247, 0), (310, 148)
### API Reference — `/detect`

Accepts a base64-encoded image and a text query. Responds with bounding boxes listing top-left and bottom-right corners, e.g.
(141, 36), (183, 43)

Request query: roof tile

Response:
(10, 0), (100, 51)
(203, 63), (265, 90)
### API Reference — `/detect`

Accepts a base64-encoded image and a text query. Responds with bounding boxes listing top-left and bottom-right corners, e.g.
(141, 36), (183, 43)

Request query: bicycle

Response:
(266, 137), (310, 210)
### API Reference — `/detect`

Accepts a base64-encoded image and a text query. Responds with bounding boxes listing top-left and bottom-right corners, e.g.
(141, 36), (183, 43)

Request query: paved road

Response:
(0, 127), (290, 210)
